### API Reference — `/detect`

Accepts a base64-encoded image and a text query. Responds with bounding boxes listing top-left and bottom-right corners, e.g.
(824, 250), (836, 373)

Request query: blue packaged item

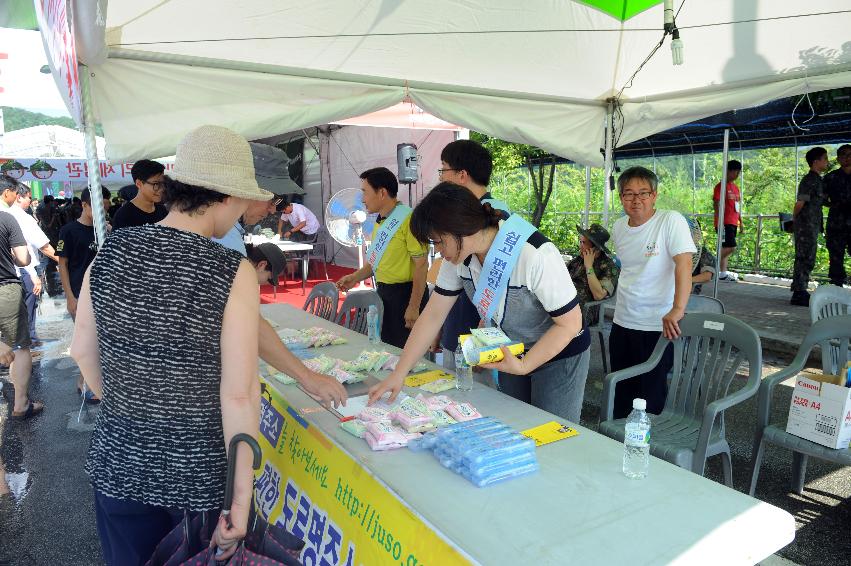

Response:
(467, 461), (540, 488)
(468, 452), (538, 479)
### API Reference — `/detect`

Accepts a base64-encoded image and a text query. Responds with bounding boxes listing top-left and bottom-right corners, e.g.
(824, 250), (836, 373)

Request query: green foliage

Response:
(478, 132), (849, 280)
(1, 106), (104, 136)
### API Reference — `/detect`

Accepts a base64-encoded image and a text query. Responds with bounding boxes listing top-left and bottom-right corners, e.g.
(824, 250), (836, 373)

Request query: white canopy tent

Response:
(66, 0), (851, 167)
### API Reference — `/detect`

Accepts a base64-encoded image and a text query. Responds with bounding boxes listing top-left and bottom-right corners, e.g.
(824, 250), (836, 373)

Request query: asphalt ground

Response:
(1, 290), (849, 566)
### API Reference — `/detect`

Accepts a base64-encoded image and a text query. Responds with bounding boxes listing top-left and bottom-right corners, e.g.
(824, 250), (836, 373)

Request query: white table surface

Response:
(246, 234), (313, 252)
(262, 304), (795, 566)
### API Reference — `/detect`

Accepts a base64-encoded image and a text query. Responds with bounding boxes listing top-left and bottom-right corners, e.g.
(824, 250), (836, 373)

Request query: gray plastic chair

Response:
(305, 228), (329, 281)
(809, 286), (851, 374)
(686, 294), (725, 314)
(583, 296), (615, 375)
(600, 313), (762, 486)
(335, 290), (383, 336)
(302, 281), (339, 321)
(748, 315), (851, 496)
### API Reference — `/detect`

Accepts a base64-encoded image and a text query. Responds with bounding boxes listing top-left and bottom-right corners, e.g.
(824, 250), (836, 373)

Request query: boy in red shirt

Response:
(713, 160), (744, 281)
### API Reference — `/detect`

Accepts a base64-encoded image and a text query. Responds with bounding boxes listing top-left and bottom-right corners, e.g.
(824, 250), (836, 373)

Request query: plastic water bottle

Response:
(367, 305), (380, 344)
(622, 398), (651, 479)
(455, 344), (474, 391)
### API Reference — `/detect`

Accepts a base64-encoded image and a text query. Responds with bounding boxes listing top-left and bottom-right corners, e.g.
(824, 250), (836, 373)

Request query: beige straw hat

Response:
(171, 125), (273, 201)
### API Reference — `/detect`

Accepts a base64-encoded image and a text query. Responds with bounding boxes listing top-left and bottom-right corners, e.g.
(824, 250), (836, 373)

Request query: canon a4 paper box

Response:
(785, 375), (851, 449)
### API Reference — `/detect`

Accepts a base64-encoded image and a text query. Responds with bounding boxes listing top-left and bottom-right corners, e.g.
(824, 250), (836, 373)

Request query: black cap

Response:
(576, 223), (611, 256)
(255, 243), (286, 283)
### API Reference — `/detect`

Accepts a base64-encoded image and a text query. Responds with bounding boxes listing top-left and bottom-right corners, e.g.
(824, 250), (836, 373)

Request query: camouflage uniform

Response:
(792, 171), (825, 293)
(567, 253), (619, 325)
(823, 168), (851, 286)
(692, 246), (717, 295)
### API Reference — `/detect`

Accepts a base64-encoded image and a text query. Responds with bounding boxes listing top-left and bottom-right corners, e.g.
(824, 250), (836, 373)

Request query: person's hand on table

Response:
(480, 345), (527, 375)
(336, 274), (357, 292)
(0, 342), (15, 366)
(303, 370), (347, 409)
(284, 231), (292, 239)
(662, 306), (685, 340)
(368, 371), (405, 404)
(404, 304), (420, 329)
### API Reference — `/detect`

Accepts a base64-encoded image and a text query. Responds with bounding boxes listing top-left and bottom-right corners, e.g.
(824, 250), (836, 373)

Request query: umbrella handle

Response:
(222, 433), (262, 518)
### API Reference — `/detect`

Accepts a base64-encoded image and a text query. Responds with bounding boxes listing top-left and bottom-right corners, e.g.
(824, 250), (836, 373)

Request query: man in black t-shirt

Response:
(112, 160), (168, 229)
(0, 200), (41, 420)
(57, 187), (111, 318)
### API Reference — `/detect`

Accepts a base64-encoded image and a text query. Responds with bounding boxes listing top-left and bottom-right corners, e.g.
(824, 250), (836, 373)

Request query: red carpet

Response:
(259, 263), (372, 309)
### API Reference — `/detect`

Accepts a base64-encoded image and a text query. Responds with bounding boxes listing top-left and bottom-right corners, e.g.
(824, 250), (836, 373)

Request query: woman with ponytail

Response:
(369, 182), (590, 422)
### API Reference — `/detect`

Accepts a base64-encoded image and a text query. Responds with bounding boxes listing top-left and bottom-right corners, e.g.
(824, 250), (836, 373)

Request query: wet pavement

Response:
(0, 296), (102, 566)
(0, 283), (848, 565)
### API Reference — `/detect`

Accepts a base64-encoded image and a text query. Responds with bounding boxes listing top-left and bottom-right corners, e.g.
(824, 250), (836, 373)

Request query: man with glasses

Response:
(610, 166), (695, 418)
(112, 159), (168, 229)
(434, 140), (508, 374)
(824, 144), (851, 287)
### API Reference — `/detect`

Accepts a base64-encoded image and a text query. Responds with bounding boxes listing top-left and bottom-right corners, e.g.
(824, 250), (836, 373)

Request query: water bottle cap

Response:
(632, 398), (646, 411)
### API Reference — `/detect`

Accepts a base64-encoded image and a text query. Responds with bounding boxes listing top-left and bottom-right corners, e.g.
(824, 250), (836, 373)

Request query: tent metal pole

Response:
(602, 101), (614, 226)
(794, 136), (800, 187)
(583, 165), (591, 228)
(713, 129), (730, 299)
(79, 64), (108, 248)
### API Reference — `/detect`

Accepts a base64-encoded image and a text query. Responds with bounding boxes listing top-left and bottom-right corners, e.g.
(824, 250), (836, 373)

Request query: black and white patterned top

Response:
(85, 224), (245, 510)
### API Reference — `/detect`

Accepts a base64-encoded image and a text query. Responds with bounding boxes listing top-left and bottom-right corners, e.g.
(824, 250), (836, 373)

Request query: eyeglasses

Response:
(437, 168), (459, 178)
(620, 191), (654, 202)
(145, 180), (165, 191)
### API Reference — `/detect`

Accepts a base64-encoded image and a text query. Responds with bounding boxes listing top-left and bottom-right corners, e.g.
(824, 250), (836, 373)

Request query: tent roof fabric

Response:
(73, 1), (851, 164)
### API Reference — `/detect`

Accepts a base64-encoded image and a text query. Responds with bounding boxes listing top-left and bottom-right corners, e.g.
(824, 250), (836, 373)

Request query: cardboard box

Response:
(785, 375), (851, 449)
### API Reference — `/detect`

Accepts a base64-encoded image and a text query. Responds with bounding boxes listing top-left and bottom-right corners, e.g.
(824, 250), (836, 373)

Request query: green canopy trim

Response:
(575, 0), (664, 21)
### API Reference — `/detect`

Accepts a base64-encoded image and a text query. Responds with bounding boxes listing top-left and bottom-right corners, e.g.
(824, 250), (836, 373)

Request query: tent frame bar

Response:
(713, 129), (731, 299)
(79, 63), (108, 248)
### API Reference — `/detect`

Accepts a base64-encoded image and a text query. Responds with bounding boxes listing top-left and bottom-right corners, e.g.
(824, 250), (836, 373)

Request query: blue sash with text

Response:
(472, 214), (536, 324)
(365, 204), (412, 268)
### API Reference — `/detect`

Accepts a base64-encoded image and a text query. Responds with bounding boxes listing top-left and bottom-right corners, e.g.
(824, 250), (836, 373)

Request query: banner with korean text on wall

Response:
(255, 380), (470, 566)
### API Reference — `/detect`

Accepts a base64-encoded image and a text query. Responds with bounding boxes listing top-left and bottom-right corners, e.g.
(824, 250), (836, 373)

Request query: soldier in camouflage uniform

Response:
(791, 147), (830, 306)
(684, 216), (716, 295)
(824, 144), (851, 288)
(567, 223), (619, 326)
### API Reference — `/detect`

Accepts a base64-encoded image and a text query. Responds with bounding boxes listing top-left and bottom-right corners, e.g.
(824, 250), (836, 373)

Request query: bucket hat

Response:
(576, 223), (612, 256)
(171, 125), (272, 201)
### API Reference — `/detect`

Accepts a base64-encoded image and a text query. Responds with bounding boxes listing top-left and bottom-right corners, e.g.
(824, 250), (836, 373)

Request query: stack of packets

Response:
(263, 350), (431, 387)
(460, 327), (524, 365)
(340, 394), (484, 452)
(276, 327), (348, 349)
(408, 417), (538, 488)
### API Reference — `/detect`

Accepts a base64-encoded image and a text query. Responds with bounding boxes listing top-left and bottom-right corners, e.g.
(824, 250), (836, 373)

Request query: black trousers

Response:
(376, 281), (428, 349)
(609, 323), (673, 419)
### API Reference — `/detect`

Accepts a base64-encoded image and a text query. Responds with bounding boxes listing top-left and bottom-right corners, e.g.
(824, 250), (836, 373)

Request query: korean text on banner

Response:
(255, 379), (470, 566)
(34, 0), (82, 125)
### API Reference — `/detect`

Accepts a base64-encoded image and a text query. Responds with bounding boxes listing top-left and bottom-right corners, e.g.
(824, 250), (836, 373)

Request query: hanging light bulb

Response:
(671, 28), (684, 66)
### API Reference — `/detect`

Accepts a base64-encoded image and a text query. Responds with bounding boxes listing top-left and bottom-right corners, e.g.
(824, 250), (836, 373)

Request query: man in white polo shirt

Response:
(277, 199), (319, 241)
(610, 166), (695, 419)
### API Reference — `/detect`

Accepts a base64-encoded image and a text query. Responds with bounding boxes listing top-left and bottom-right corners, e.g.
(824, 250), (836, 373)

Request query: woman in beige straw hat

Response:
(70, 125), (272, 565)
